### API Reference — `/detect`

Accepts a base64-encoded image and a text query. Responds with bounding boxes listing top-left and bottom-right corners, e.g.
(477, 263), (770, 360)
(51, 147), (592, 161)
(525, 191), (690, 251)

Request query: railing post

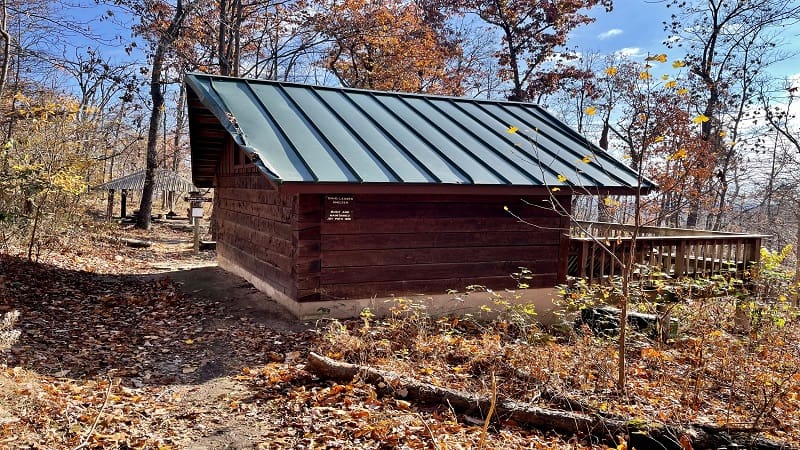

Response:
(580, 241), (588, 279)
(675, 241), (686, 276)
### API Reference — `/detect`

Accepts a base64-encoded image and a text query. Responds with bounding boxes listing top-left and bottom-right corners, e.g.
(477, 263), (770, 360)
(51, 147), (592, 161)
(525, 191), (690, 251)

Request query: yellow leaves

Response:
(51, 169), (88, 195)
(605, 66), (618, 76)
(506, 125), (519, 134)
(12, 91), (28, 103)
(672, 60), (687, 68)
(557, 174), (568, 183)
(692, 114), (710, 124)
(603, 196), (620, 207)
(667, 148), (688, 161)
(654, 136), (665, 143)
(677, 87), (689, 95)
(646, 53), (668, 63)
(550, 187), (560, 192)
(639, 71), (652, 80)
(718, 130), (727, 138)
(584, 106), (597, 116)
(665, 80), (678, 89)
(580, 155), (593, 163)
(661, 74), (670, 81)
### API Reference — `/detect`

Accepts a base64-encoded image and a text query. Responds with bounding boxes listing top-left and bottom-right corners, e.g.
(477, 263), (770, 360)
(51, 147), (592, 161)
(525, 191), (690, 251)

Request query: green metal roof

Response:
(186, 73), (654, 193)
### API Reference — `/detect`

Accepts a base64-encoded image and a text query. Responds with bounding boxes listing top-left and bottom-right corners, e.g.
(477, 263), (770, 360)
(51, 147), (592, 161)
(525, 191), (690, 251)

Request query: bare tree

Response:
(665, 0), (800, 229)
(136, 0), (193, 230)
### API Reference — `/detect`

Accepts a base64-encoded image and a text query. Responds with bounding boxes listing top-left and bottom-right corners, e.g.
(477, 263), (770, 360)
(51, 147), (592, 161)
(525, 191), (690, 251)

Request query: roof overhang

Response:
(278, 182), (647, 196)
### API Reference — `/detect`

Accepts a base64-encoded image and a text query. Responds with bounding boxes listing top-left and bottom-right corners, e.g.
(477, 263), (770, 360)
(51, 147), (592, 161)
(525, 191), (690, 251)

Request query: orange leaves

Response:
(605, 66), (618, 77)
(667, 148), (688, 161)
(320, 0), (465, 95)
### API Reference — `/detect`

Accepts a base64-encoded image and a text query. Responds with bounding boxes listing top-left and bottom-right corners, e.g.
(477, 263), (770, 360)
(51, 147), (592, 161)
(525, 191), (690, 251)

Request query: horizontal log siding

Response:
(215, 140), (298, 299)
(294, 194), (323, 301)
(308, 194), (570, 301)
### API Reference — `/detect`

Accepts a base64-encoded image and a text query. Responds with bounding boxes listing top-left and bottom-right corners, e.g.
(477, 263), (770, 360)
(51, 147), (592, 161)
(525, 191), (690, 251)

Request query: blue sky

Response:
(55, 1), (800, 85)
(570, 2), (800, 80)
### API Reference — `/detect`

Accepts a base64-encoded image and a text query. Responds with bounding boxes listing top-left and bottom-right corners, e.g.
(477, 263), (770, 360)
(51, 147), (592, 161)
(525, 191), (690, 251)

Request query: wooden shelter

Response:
(185, 74), (659, 318)
(94, 169), (197, 219)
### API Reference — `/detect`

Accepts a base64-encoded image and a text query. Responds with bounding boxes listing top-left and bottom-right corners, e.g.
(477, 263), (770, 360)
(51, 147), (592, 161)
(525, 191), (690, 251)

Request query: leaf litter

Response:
(0, 223), (578, 449)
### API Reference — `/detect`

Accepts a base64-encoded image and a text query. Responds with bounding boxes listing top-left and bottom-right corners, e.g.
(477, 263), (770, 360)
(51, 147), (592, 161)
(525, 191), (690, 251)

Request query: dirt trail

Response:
(1, 223), (322, 449)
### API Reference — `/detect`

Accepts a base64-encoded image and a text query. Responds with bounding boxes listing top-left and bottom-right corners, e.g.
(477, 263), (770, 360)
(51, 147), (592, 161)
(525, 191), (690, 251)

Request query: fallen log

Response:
(306, 352), (794, 450)
(121, 238), (152, 248)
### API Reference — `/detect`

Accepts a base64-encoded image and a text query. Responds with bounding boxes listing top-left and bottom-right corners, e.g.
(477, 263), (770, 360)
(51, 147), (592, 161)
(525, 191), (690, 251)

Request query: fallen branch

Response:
(306, 352), (795, 450)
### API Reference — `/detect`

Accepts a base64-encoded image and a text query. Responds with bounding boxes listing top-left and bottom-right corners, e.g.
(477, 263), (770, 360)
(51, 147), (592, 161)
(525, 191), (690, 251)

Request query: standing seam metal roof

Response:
(185, 73), (654, 192)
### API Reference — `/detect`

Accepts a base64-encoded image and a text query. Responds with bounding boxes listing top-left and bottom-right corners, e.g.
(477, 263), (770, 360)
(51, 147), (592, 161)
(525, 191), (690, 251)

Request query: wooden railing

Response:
(569, 221), (768, 284)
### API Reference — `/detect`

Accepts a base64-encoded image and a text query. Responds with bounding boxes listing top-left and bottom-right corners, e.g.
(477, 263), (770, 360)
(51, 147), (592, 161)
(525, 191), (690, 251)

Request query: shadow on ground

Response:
(1, 255), (316, 387)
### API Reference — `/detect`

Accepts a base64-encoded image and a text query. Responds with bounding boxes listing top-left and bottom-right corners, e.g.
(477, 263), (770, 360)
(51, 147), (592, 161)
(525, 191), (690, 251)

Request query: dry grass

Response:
(316, 294), (800, 446)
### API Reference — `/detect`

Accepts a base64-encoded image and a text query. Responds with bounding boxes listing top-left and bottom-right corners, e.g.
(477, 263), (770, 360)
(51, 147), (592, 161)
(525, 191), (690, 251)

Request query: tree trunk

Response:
(0, 0), (11, 100)
(106, 189), (115, 221)
(136, 0), (187, 229)
(795, 207), (800, 307)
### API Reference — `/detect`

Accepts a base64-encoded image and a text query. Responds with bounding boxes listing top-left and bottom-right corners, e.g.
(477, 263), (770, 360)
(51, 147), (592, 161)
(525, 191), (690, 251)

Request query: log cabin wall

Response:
(296, 193), (572, 302)
(214, 139), (298, 302)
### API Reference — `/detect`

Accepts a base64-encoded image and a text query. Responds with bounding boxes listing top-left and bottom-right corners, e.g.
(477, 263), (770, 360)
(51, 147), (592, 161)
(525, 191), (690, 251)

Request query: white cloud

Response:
(615, 47), (644, 58)
(598, 29), (623, 40)
(789, 73), (800, 88)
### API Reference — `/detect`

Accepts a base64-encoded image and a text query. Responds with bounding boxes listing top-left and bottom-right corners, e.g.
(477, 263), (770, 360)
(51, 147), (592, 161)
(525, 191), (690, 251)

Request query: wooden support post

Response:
(120, 190), (128, 218)
(193, 217), (200, 254)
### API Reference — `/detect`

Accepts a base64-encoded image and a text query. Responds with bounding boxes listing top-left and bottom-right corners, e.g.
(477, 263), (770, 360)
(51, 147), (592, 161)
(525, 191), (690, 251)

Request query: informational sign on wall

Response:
(325, 195), (355, 221)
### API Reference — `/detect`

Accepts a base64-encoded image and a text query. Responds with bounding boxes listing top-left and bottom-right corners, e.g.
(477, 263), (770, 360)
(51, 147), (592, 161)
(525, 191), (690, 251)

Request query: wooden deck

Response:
(568, 221), (768, 283)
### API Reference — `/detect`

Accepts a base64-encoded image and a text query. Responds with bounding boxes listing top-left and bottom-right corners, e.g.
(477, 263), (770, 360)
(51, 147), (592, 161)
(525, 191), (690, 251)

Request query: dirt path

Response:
(1, 223), (325, 449)
(164, 266), (310, 333)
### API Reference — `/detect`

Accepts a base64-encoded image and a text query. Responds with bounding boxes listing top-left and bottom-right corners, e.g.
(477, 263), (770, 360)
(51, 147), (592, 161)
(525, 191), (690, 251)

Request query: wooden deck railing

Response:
(568, 221), (768, 284)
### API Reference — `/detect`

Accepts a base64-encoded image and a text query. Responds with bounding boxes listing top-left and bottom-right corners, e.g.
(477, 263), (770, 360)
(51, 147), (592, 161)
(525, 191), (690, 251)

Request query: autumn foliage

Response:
(316, 0), (469, 95)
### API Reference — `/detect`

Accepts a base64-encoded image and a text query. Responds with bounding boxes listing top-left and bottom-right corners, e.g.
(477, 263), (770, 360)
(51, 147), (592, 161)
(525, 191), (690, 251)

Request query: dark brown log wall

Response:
(214, 140), (298, 300)
(297, 193), (571, 302)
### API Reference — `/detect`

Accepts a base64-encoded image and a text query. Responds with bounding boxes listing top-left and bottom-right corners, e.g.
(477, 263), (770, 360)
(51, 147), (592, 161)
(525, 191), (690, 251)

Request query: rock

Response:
(576, 306), (678, 340)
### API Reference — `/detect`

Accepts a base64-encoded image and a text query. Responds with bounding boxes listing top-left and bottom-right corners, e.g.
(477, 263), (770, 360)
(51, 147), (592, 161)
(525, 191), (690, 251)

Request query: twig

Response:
(415, 412), (441, 450)
(73, 377), (114, 450)
(478, 371), (497, 450)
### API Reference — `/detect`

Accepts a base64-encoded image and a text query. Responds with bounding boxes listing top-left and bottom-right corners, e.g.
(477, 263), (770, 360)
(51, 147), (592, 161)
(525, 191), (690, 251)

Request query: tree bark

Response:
(306, 353), (796, 450)
(136, 0), (188, 229)
(0, 0), (11, 99)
